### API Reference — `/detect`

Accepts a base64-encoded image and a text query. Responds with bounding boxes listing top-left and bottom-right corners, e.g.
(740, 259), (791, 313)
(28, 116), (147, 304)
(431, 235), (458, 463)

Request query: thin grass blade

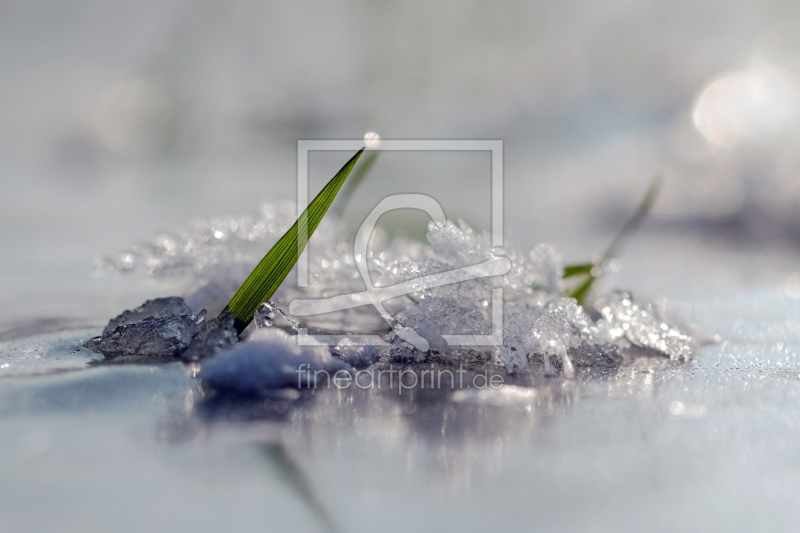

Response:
(333, 150), (378, 217)
(562, 262), (594, 279)
(259, 443), (339, 533)
(563, 176), (661, 305)
(602, 176), (662, 260)
(568, 275), (595, 304)
(222, 149), (364, 332)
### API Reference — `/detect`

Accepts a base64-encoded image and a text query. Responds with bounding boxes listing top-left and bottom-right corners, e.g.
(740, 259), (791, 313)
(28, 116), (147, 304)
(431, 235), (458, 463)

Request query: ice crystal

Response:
(99, 201), (697, 376)
(597, 291), (695, 361)
(330, 338), (389, 369)
(255, 301), (300, 331)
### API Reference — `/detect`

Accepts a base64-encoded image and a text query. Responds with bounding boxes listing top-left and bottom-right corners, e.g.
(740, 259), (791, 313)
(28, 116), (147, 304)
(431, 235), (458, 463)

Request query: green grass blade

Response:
(602, 176), (662, 260)
(259, 443), (339, 533)
(563, 176), (661, 305)
(333, 150), (378, 217)
(222, 149), (364, 333)
(562, 262), (594, 279)
(567, 275), (595, 303)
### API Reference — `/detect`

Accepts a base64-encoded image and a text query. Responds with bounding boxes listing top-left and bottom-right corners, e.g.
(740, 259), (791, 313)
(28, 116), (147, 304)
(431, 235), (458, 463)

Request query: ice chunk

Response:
(198, 329), (349, 396)
(255, 302), (277, 328)
(84, 314), (202, 358)
(331, 338), (389, 369)
(331, 220), (629, 376)
(254, 302), (300, 331)
(102, 297), (192, 335)
(493, 299), (618, 376)
(424, 219), (489, 266)
(597, 291), (695, 361)
(85, 296), (214, 359)
(180, 312), (238, 362)
(526, 244), (564, 294)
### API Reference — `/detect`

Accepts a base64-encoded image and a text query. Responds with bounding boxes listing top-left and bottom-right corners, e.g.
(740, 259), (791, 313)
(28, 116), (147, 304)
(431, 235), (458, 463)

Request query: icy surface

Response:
(5, 221), (800, 532)
(198, 329), (348, 396)
(4, 271), (800, 533)
(0, 328), (103, 376)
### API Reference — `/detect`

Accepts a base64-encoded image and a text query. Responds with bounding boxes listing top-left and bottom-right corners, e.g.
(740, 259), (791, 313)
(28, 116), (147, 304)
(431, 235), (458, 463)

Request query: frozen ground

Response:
(2, 220), (800, 531)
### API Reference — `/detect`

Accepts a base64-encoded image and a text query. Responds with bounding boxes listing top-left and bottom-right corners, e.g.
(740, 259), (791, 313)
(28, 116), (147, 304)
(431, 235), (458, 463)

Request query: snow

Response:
(96, 206), (695, 377)
(198, 328), (348, 396)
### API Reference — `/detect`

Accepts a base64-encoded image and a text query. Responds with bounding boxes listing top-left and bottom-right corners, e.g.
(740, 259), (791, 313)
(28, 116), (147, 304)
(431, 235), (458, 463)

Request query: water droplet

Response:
(363, 131), (381, 149)
(255, 301), (301, 331)
(255, 302), (277, 328)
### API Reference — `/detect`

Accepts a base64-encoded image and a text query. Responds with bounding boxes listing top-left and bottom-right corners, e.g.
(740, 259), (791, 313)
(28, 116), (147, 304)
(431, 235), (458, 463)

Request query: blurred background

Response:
(3, 0), (800, 322)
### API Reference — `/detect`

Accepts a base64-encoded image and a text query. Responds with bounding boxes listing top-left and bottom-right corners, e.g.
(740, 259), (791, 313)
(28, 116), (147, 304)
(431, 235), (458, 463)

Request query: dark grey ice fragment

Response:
(181, 312), (239, 362)
(86, 314), (202, 358)
(102, 297), (193, 335)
